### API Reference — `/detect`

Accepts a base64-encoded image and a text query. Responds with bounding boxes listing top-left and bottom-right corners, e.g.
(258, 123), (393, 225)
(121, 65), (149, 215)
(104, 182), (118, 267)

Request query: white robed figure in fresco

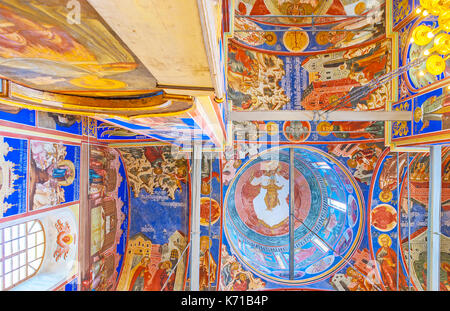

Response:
(249, 162), (290, 228)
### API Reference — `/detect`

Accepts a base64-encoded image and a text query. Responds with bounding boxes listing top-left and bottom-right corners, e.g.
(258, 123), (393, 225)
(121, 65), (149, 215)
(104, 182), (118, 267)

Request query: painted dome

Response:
(224, 146), (364, 285)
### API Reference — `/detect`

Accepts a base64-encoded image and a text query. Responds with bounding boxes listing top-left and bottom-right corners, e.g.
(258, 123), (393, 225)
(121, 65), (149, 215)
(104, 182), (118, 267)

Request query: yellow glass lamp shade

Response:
(433, 0), (450, 14)
(439, 11), (450, 32)
(434, 33), (450, 55)
(411, 24), (434, 45)
(419, 0), (433, 10)
(425, 54), (446, 75)
(419, 0), (449, 15)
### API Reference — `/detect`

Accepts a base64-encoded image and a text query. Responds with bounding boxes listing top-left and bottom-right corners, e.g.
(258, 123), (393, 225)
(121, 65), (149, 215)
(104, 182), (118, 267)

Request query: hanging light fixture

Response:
(409, 3), (450, 76)
(415, 0), (450, 17)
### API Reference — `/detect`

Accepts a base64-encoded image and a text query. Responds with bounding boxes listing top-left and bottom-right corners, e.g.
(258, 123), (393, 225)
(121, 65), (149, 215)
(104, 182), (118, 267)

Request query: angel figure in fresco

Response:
(199, 236), (217, 291)
(53, 219), (74, 262)
(249, 163), (285, 212)
(248, 162), (290, 228)
(261, 177), (283, 211)
(375, 234), (408, 291)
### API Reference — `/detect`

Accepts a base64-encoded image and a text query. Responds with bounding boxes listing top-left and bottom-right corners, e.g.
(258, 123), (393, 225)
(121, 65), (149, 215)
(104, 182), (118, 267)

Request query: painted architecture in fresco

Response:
(115, 146), (190, 291)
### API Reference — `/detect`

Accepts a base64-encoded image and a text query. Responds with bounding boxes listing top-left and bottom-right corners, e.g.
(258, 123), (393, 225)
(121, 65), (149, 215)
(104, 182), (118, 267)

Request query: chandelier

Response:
(410, 0), (450, 76)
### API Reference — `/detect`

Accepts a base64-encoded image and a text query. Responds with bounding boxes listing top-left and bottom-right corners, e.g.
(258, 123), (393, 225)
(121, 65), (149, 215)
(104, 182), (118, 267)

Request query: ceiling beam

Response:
(230, 110), (411, 122)
(87, 0), (214, 94)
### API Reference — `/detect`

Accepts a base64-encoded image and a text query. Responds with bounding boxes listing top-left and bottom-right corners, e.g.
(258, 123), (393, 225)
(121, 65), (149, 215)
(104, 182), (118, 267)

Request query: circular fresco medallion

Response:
(283, 121), (311, 142)
(379, 189), (393, 203)
(266, 122), (279, 136)
(370, 204), (397, 232)
(224, 146), (364, 285)
(283, 28), (309, 52)
(200, 197), (221, 226)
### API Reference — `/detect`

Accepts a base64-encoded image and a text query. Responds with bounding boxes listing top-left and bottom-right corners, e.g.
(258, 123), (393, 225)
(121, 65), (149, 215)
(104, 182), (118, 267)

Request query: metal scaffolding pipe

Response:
(289, 148), (295, 280)
(427, 145), (442, 291)
(396, 152), (400, 291)
(407, 152), (412, 291)
(235, 14), (368, 18)
(230, 110), (411, 121)
(189, 141), (202, 291)
(234, 28), (375, 33)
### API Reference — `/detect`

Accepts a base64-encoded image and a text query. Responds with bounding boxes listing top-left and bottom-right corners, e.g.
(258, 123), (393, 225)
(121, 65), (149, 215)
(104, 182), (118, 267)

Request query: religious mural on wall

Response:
(29, 140), (80, 210)
(88, 145), (129, 291)
(229, 120), (385, 161)
(220, 140), (450, 291)
(228, 38), (392, 111)
(327, 142), (384, 185)
(115, 145), (190, 291)
(364, 148), (449, 291)
(0, 136), (28, 218)
(37, 112), (83, 136)
(0, 100), (90, 140)
(392, 85), (449, 142)
(0, 106), (86, 290)
(95, 117), (209, 145)
(413, 86), (450, 135)
(233, 0), (386, 54)
(391, 5), (449, 143)
(220, 145), (370, 290)
(397, 149), (450, 291)
(0, 105), (35, 127)
(185, 154), (222, 291)
(0, 0), (156, 94)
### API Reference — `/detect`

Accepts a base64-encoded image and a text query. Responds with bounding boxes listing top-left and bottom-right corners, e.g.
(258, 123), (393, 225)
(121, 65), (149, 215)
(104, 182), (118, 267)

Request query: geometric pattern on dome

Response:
(224, 146), (364, 285)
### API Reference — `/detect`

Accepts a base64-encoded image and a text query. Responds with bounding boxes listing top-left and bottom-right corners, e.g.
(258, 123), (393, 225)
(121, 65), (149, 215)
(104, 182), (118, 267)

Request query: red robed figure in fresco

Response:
(376, 235), (408, 291)
(128, 257), (152, 291)
(145, 261), (173, 291)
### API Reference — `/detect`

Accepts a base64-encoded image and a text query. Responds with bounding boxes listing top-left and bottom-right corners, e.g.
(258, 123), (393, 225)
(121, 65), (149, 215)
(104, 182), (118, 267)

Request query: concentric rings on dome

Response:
(224, 146), (365, 285)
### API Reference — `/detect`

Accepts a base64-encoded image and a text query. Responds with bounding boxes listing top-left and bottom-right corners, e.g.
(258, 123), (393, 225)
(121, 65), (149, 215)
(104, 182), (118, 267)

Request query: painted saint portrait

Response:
(29, 141), (79, 210)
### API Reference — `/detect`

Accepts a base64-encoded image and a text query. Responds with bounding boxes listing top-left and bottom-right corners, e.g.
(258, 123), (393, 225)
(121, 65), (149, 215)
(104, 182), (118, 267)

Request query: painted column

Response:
(427, 145), (442, 291)
(79, 142), (90, 290)
(190, 141), (202, 291)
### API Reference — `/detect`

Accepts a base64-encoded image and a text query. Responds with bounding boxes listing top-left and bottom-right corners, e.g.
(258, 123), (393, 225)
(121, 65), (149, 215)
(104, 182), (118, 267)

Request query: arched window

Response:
(0, 220), (45, 290)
